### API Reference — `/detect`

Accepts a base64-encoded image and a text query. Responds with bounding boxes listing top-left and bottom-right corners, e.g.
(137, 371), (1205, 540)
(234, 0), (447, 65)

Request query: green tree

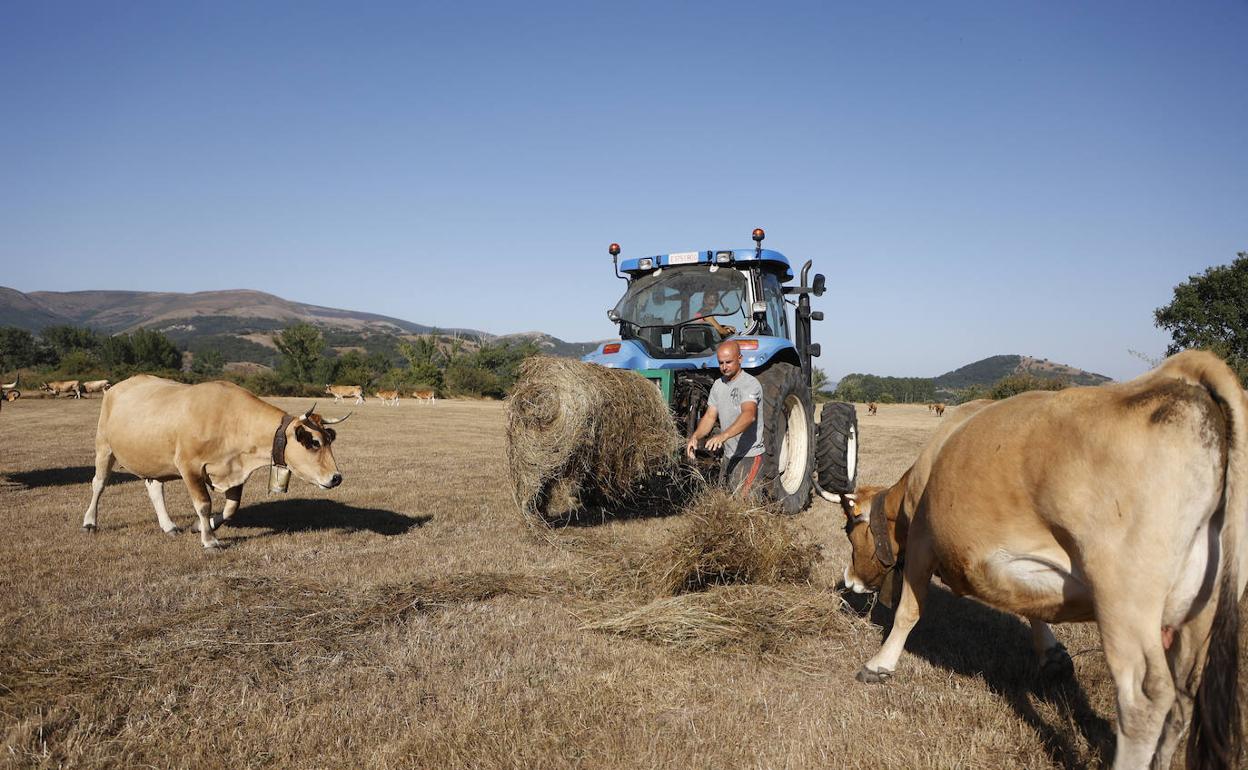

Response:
(130, 329), (182, 370)
(191, 349), (226, 377)
(0, 327), (47, 371)
(1155, 252), (1248, 382)
(41, 325), (102, 357)
(989, 373), (1067, 400)
(101, 335), (136, 369)
(275, 323), (324, 382)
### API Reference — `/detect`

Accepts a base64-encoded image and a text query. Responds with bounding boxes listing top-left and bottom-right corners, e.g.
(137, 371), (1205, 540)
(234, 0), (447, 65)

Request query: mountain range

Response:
(0, 287), (600, 360)
(0, 287), (1112, 388)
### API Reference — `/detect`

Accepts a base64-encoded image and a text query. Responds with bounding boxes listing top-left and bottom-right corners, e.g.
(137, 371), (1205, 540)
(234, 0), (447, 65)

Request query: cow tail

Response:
(1172, 350), (1246, 770)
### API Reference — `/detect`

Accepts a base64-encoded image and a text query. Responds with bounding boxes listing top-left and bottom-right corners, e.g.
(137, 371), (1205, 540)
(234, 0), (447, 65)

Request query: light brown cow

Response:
(325, 384), (365, 405)
(933, 402), (946, 416)
(82, 379), (111, 395)
(42, 380), (82, 399)
(83, 375), (350, 549)
(375, 389), (400, 406)
(843, 352), (1246, 770)
(867, 402), (878, 416)
(412, 389), (437, 405)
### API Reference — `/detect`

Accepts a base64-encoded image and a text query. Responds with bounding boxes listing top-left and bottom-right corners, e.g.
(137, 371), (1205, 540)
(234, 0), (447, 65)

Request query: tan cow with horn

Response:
(841, 352), (1247, 770)
(83, 375), (350, 549)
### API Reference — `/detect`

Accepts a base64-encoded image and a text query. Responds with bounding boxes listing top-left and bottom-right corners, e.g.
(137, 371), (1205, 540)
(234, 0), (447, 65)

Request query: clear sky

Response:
(2, 1), (1245, 381)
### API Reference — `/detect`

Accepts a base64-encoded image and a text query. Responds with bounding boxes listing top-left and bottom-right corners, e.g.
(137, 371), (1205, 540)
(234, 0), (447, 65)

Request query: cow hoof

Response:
(855, 667), (892, 684)
(164, 527), (182, 536)
(1040, 644), (1074, 682)
(203, 541), (225, 550)
(82, 524), (97, 533)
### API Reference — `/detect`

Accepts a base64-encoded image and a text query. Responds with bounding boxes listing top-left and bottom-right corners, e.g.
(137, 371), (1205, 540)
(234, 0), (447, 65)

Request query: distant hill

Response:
(835, 354), (1111, 403)
(0, 287), (602, 363)
(933, 354), (1111, 392)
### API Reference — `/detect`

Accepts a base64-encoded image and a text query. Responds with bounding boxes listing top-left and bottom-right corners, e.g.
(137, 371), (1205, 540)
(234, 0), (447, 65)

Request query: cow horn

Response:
(303, 403), (317, 419)
(321, 412), (352, 425)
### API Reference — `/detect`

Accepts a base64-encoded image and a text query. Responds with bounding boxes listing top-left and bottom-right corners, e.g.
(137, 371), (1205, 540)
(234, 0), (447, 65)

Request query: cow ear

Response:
(323, 428), (336, 443)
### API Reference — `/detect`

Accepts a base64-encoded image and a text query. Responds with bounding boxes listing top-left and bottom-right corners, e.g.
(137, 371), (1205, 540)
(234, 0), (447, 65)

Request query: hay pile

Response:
(656, 489), (821, 594)
(576, 489), (842, 652)
(582, 585), (851, 653)
(506, 357), (685, 520)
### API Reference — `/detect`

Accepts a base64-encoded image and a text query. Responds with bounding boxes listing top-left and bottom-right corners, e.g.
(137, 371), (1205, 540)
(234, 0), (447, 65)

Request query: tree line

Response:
(0, 322), (539, 399)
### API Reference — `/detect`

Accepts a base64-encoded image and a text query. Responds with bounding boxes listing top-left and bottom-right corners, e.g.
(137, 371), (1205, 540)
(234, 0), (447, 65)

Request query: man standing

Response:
(685, 339), (765, 497)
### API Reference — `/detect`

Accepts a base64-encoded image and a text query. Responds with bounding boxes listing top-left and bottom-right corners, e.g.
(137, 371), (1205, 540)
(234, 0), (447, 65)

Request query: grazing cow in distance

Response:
(867, 402), (878, 416)
(325, 384), (365, 405)
(42, 380), (83, 399)
(375, 389), (400, 406)
(412, 389), (437, 405)
(84, 375), (350, 549)
(842, 351), (1246, 770)
(82, 379), (111, 395)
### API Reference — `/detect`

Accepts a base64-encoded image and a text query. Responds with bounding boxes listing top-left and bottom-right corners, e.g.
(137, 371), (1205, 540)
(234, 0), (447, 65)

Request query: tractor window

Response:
(614, 267), (747, 330)
(761, 273), (789, 338)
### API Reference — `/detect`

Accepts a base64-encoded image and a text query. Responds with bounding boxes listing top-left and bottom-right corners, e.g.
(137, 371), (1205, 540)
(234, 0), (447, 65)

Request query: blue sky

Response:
(2, 1), (1245, 381)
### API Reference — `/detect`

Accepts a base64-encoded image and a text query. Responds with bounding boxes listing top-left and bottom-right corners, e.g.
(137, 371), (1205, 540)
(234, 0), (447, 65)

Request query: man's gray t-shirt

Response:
(709, 371), (764, 459)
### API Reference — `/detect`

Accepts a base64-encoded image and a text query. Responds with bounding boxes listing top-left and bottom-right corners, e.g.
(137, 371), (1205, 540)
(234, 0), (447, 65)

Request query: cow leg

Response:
(1030, 619), (1074, 681)
(1151, 597), (1219, 770)
(145, 479), (181, 534)
(1100, 614), (1175, 770)
(217, 484), (244, 530)
(857, 518), (938, 682)
(82, 447), (115, 531)
(178, 472), (221, 549)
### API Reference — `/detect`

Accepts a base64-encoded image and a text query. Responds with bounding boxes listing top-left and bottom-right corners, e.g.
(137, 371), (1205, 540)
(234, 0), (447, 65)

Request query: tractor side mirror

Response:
(809, 343), (822, 357)
(812, 274), (826, 297)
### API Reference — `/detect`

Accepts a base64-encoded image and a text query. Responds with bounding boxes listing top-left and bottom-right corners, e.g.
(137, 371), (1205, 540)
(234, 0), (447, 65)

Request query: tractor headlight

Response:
(714, 251), (733, 264)
(607, 309), (620, 322)
(751, 301), (767, 317)
(639, 258), (653, 270)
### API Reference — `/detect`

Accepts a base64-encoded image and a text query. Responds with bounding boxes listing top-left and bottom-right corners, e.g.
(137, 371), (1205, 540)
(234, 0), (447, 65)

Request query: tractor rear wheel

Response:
(815, 401), (858, 495)
(758, 362), (815, 514)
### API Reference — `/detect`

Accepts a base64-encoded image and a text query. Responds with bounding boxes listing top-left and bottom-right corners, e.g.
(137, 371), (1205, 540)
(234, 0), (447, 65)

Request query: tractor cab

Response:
(584, 229), (858, 514)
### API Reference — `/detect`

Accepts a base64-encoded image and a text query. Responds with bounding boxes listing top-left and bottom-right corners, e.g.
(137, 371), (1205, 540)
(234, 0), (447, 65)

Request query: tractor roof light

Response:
(609, 243), (621, 256)
(638, 258), (654, 270)
(752, 227), (765, 258)
(714, 250), (733, 264)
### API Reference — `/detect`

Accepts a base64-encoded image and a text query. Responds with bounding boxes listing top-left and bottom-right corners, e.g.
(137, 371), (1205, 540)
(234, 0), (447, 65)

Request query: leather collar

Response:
(869, 492), (897, 568)
(272, 414), (296, 467)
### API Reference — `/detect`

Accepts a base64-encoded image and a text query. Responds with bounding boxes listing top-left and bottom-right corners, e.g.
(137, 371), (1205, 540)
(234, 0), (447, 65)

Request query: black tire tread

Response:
(816, 401), (858, 494)
(757, 362), (815, 515)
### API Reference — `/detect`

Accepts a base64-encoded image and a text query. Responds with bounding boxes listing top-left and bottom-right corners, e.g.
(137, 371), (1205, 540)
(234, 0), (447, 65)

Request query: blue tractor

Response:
(583, 228), (858, 513)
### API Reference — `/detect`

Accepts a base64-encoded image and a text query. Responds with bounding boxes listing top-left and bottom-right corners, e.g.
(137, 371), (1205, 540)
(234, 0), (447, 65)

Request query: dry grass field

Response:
(0, 397), (1239, 768)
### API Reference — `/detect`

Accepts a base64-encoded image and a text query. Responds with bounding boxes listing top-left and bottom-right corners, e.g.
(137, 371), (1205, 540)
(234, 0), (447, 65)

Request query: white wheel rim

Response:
(778, 394), (809, 494)
(846, 424), (858, 483)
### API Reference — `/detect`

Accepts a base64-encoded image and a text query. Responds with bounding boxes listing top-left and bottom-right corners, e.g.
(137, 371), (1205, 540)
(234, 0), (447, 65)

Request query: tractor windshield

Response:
(613, 267), (748, 330)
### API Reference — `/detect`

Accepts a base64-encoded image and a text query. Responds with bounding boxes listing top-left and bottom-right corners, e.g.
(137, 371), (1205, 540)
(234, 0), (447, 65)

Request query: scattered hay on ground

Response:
(656, 488), (821, 595)
(582, 585), (852, 653)
(505, 357), (686, 521)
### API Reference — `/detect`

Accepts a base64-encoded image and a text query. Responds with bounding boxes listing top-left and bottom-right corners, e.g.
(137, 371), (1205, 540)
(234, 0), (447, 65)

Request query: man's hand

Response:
(685, 436), (699, 460)
(705, 434), (725, 453)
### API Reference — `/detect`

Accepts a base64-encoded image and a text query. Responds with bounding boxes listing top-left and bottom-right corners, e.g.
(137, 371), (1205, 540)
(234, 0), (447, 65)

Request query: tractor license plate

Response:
(668, 251), (700, 265)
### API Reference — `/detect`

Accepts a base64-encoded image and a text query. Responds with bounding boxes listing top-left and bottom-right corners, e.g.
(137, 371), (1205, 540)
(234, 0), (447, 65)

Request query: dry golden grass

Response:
(0, 398), (1237, 768)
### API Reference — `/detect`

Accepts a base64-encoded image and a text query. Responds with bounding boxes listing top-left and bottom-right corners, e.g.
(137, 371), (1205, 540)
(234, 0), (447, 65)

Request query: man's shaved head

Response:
(716, 340), (742, 380)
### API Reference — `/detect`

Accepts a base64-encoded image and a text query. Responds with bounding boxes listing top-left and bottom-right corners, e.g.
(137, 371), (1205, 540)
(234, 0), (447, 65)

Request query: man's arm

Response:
(686, 405), (719, 459)
(705, 401), (757, 453)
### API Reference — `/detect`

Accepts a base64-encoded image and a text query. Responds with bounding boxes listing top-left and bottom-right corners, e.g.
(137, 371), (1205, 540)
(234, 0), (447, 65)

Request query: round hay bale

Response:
(505, 357), (684, 520)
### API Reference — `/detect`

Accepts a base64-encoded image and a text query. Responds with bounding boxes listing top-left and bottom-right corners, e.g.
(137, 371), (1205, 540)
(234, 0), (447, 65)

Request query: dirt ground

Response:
(0, 396), (1225, 769)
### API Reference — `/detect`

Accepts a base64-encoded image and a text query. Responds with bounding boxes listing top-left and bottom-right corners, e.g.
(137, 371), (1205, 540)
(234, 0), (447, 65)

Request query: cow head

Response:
(841, 479), (906, 597)
(283, 404), (350, 489)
